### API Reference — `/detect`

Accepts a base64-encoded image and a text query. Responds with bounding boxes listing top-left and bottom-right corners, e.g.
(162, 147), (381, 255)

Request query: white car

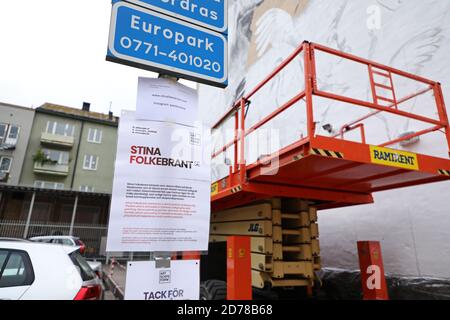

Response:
(0, 239), (102, 300)
(29, 236), (87, 254)
(29, 235), (103, 279)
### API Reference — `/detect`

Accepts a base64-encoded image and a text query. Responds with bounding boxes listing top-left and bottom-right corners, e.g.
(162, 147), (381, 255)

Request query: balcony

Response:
(34, 162), (69, 176)
(40, 132), (74, 148)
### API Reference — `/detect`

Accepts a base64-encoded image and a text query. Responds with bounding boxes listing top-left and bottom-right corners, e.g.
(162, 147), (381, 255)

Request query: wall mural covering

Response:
(200, 0), (450, 279)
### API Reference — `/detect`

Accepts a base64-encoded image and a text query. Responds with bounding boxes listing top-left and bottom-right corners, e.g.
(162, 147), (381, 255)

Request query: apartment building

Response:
(0, 102), (118, 255)
(0, 102), (35, 185)
(20, 102), (118, 193)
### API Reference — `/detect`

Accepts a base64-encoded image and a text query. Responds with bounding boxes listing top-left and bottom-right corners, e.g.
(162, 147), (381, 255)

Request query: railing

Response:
(33, 162), (70, 176)
(0, 220), (107, 258)
(211, 41), (450, 184)
(40, 132), (74, 148)
(311, 43), (449, 149)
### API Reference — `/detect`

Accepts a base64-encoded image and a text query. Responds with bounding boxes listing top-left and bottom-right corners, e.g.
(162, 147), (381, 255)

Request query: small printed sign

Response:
(159, 270), (171, 284)
(125, 260), (199, 300)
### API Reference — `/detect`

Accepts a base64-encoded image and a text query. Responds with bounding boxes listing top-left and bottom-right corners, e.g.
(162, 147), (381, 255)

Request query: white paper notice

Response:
(136, 77), (199, 126)
(125, 260), (200, 300)
(106, 111), (211, 252)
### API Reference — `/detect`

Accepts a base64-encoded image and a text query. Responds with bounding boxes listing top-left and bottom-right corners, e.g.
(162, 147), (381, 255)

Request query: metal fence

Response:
(0, 219), (107, 258)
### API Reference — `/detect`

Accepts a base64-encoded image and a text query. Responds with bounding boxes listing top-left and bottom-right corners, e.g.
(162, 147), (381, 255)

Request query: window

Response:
(46, 121), (74, 137)
(69, 251), (95, 281)
(34, 181), (65, 190)
(83, 155), (98, 171)
(36, 239), (52, 243)
(51, 238), (73, 246)
(0, 251), (7, 268)
(0, 156), (12, 172)
(0, 124), (6, 142)
(79, 185), (94, 192)
(87, 128), (102, 144)
(0, 123), (20, 145)
(7, 125), (19, 141)
(42, 149), (69, 165)
(0, 250), (35, 288)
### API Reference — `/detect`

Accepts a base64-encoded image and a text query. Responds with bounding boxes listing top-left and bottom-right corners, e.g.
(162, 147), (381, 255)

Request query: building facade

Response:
(0, 102), (118, 256)
(19, 103), (118, 193)
(0, 102), (35, 186)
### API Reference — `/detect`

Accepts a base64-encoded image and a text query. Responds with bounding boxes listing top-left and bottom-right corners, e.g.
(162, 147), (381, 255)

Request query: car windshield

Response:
(69, 251), (96, 281)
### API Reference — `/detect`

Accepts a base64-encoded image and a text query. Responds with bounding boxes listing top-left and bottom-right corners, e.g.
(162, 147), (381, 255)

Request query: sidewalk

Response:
(103, 262), (127, 300)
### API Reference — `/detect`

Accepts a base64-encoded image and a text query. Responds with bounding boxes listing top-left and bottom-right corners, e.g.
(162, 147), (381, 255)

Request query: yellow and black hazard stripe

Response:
(438, 169), (450, 176)
(211, 182), (219, 196)
(311, 148), (344, 159)
(293, 154), (304, 161)
(230, 186), (243, 193)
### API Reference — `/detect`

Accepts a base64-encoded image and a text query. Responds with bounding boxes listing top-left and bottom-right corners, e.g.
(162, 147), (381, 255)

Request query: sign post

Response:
(106, 0), (227, 300)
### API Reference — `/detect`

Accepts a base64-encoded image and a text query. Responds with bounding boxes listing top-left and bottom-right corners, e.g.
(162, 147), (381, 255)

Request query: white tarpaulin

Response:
(135, 77), (199, 126)
(106, 111), (211, 252)
(125, 260), (200, 300)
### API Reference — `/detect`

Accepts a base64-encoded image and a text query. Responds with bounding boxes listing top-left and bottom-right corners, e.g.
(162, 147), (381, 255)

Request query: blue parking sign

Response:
(126, 0), (228, 33)
(107, 1), (228, 87)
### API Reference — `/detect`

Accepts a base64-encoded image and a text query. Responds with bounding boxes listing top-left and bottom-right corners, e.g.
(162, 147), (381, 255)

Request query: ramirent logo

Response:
(370, 146), (419, 170)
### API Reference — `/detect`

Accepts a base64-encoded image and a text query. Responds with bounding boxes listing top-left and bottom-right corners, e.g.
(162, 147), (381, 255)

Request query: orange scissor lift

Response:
(204, 41), (450, 299)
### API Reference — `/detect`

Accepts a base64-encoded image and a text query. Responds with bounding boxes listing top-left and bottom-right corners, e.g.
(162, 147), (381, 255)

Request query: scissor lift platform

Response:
(206, 41), (450, 296)
(210, 41), (450, 213)
(212, 135), (450, 212)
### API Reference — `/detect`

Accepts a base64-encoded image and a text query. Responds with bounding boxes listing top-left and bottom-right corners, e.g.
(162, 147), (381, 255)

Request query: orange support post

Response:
(357, 241), (389, 300)
(227, 236), (252, 300)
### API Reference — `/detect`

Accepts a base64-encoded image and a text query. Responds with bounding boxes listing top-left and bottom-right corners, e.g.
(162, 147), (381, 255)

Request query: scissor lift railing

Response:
(211, 41), (450, 212)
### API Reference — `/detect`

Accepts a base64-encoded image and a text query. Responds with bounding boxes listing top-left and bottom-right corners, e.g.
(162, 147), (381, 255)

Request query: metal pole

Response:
(304, 42), (315, 139)
(434, 83), (450, 155)
(239, 98), (246, 184)
(69, 195), (78, 236)
(23, 191), (36, 239)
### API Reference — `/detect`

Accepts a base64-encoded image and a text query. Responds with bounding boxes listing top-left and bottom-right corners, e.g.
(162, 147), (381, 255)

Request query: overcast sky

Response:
(0, 0), (196, 116)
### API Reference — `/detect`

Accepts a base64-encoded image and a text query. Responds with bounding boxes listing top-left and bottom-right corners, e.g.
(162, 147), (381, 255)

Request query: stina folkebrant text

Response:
(129, 145), (197, 169)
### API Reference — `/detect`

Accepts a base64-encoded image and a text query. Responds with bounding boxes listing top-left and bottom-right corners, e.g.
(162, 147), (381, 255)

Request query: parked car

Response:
(29, 236), (86, 254)
(29, 235), (103, 279)
(0, 239), (102, 300)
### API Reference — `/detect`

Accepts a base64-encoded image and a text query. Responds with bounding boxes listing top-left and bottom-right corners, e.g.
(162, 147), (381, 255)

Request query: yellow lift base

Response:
(210, 198), (320, 289)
